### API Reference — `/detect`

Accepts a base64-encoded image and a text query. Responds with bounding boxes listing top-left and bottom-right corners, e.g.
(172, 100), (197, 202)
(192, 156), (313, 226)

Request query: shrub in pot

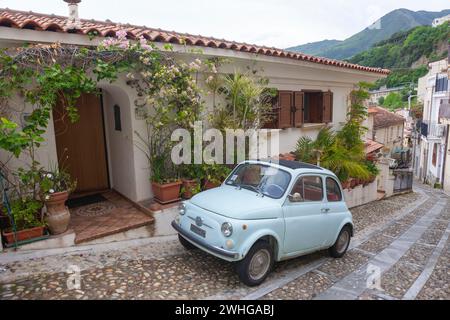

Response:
(150, 154), (182, 204)
(202, 164), (232, 190)
(40, 168), (76, 235)
(2, 198), (45, 245)
(180, 164), (203, 199)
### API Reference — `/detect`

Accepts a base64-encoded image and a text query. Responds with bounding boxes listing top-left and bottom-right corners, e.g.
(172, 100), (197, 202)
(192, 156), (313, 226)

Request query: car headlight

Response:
(221, 222), (233, 237)
(179, 203), (186, 215)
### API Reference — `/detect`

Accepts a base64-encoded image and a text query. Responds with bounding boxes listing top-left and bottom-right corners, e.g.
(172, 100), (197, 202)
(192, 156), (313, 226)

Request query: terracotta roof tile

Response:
(365, 139), (384, 154)
(0, 8), (391, 75)
(369, 106), (405, 129)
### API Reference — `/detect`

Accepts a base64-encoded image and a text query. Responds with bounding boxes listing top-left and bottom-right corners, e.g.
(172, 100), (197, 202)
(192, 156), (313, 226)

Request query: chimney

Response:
(64, 0), (82, 30)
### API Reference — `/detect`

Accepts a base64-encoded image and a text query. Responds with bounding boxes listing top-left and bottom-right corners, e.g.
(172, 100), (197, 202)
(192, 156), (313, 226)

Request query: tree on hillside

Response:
(382, 92), (405, 110)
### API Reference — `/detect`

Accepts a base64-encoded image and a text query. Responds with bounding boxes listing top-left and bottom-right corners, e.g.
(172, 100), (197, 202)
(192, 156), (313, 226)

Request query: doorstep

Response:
(70, 191), (155, 245)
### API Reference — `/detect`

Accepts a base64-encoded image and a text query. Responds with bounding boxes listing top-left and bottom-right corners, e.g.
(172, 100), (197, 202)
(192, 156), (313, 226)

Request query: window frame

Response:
(288, 174), (325, 203)
(325, 176), (343, 203)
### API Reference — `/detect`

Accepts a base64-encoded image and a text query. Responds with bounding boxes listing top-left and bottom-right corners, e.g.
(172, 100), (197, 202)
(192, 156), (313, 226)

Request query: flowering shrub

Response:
(40, 169), (77, 200)
(0, 30), (203, 192)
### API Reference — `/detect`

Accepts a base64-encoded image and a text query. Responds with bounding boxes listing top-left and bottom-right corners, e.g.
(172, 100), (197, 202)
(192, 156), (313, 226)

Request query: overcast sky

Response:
(0, 0), (449, 48)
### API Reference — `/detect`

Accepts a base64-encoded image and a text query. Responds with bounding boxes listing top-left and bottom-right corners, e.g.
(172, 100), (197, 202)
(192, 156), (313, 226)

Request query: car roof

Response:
(275, 160), (322, 170)
(245, 159), (333, 174)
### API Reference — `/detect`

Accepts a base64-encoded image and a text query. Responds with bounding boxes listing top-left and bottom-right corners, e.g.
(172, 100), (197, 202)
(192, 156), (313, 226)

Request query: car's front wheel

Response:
(329, 225), (351, 258)
(178, 234), (197, 250)
(235, 240), (274, 286)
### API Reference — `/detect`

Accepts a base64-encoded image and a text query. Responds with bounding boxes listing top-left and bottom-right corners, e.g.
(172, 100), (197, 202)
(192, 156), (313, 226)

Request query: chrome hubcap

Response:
(248, 249), (271, 281)
(336, 230), (350, 254)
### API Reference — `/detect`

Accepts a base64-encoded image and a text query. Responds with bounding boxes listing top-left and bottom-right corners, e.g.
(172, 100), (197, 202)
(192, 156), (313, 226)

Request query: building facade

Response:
(0, 7), (388, 204)
(367, 106), (405, 153)
(414, 58), (449, 189)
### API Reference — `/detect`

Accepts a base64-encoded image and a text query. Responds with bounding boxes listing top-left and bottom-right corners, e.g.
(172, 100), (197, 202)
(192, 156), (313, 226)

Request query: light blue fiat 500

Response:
(172, 160), (354, 286)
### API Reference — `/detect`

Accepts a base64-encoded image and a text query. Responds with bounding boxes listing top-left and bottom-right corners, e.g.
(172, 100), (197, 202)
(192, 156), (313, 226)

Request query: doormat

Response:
(67, 194), (108, 209)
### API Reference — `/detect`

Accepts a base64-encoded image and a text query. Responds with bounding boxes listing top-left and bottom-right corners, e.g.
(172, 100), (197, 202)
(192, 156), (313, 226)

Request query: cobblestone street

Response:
(0, 184), (448, 300)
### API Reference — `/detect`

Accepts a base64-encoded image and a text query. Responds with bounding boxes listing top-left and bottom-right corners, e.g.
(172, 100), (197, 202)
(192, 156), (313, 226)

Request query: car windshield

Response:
(225, 163), (291, 199)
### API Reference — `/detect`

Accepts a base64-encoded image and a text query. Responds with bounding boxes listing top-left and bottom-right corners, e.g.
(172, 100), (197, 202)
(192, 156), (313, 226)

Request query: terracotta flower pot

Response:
(151, 181), (182, 204)
(203, 180), (220, 190)
(2, 226), (45, 245)
(182, 179), (199, 199)
(45, 191), (71, 235)
(341, 181), (350, 190)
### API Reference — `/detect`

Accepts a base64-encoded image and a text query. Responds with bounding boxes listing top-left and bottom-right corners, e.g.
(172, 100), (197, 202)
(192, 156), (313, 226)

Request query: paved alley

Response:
(0, 183), (448, 300)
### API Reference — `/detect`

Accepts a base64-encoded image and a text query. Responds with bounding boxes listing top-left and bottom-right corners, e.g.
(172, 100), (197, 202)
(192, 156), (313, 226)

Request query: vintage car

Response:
(172, 160), (354, 286)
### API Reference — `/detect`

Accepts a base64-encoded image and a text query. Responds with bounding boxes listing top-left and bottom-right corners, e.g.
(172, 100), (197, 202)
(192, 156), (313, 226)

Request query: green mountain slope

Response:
(287, 8), (450, 59)
(349, 22), (449, 89)
(287, 39), (342, 55)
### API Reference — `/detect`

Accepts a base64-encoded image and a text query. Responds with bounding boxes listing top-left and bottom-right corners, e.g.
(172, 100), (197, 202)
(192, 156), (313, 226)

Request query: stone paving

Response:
(0, 183), (448, 300)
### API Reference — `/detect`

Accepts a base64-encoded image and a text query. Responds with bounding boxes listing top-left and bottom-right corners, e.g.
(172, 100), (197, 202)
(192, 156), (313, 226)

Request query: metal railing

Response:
(420, 121), (447, 138)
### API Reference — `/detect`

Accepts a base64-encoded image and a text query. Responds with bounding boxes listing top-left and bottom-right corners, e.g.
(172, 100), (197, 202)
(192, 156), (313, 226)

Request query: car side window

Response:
(290, 176), (323, 202)
(326, 177), (342, 202)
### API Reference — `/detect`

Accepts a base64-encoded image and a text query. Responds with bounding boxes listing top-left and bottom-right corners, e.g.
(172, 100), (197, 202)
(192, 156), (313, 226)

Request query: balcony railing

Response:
(420, 121), (447, 138)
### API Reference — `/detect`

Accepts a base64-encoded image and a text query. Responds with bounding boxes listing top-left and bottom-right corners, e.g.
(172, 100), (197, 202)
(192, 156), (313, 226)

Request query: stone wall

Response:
(343, 179), (378, 209)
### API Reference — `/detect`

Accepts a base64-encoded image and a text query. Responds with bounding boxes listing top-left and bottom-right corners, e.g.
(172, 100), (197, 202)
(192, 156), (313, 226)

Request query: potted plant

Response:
(40, 168), (76, 235)
(149, 153), (182, 204)
(180, 164), (203, 199)
(1, 198), (46, 245)
(202, 164), (232, 190)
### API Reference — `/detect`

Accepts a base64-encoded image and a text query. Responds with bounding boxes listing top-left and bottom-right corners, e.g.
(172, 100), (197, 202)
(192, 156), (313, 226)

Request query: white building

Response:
(432, 14), (450, 27)
(369, 86), (405, 105)
(0, 5), (387, 205)
(414, 58), (449, 188)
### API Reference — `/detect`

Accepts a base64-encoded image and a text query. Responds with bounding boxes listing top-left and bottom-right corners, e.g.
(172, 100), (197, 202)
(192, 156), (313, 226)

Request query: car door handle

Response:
(321, 208), (331, 213)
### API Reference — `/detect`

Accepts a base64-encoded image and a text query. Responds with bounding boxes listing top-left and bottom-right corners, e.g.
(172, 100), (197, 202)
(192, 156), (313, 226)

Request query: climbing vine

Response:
(0, 30), (203, 194)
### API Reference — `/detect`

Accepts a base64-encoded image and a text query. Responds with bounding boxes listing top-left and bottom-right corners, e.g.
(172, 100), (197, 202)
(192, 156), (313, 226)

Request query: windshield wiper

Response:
(237, 184), (264, 197)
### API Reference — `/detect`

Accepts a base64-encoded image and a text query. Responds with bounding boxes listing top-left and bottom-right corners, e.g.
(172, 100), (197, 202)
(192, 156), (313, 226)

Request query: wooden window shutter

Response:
(293, 91), (304, 127)
(323, 91), (333, 123)
(278, 91), (293, 129)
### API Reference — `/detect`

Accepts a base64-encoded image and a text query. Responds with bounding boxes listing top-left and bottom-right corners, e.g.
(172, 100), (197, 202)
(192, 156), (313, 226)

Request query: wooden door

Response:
(53, 93), (109, 195)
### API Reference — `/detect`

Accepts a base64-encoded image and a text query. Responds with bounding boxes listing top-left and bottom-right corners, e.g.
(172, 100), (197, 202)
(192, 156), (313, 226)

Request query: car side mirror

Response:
(289, 192), (303, 203)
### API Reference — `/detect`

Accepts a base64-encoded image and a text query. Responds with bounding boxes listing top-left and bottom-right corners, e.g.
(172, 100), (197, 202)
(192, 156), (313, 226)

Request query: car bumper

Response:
(171, 221), (240, 260)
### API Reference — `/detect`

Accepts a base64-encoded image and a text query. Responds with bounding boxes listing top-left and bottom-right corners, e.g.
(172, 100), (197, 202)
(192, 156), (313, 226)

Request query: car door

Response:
(322, 176), (349, 246)
(282, 175), (327, 254)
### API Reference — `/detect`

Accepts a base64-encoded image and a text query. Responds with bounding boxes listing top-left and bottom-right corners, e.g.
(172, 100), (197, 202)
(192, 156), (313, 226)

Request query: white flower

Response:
(45, 195), (50, 200)
(49, 189), (55, 194)
(47, 173), (53, 179)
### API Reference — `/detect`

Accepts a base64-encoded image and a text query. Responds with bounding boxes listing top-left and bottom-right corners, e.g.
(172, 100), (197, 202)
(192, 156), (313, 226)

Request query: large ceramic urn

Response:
(45, 191), (70, 235)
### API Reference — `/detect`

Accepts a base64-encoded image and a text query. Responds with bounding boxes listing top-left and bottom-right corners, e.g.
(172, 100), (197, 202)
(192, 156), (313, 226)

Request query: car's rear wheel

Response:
(178, 234), (197, 250)
(235, 240), (274, 286)
(329, 225), (351, 258)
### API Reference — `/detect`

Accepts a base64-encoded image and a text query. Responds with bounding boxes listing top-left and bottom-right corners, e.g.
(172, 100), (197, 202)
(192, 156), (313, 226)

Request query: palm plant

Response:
(295, 127), (371, 182)
(218, 71), (274, 131)
(295, 83), (377, 183)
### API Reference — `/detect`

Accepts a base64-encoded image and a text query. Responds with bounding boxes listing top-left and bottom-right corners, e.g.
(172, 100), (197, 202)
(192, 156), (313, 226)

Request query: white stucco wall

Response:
(343, 180), (378, 209)
(101, 81), (145, 202)
(0, 95), (58, 175)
